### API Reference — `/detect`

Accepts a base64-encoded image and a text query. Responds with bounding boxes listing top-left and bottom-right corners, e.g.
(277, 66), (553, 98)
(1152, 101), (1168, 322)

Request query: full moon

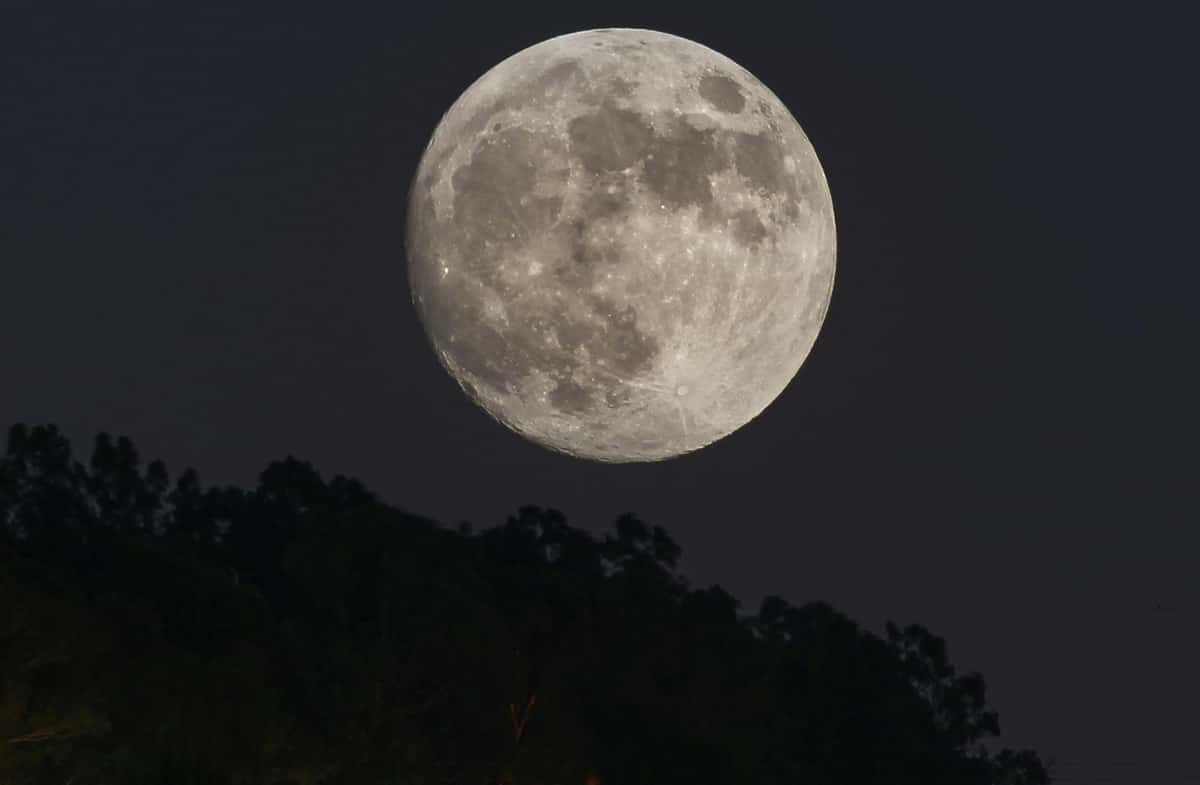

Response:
(406, 28), (835, 462)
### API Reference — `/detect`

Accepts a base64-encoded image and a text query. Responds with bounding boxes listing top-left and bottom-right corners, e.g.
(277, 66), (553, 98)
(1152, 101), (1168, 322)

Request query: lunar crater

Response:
(698, 73), (746, 113)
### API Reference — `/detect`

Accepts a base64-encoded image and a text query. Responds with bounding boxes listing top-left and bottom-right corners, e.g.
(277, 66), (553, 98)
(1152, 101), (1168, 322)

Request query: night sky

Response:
(4, 3), (1197, 782)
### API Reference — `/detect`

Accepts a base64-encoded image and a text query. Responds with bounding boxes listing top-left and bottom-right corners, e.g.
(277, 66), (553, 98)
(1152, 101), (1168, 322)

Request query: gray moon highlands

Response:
(406, 28), (836, 462)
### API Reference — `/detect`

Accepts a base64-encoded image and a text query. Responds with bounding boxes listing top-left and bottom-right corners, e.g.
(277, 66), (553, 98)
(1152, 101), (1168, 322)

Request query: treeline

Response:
(0, 424), (1050, 785)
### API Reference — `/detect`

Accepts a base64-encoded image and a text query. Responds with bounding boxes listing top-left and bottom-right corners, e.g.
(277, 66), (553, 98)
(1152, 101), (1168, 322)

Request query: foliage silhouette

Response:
(0, 423), (1051, 784)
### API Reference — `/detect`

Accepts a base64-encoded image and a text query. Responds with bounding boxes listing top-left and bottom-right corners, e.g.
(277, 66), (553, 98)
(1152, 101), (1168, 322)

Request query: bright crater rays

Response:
(406, 28), (835, 462)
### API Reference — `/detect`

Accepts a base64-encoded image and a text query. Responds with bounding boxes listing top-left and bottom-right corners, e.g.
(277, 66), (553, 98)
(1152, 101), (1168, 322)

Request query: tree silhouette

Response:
(0, 423), (1052, 785)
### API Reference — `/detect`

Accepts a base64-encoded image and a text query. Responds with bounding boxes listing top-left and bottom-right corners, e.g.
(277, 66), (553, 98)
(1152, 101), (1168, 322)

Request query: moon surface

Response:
(406, 28), (835, 462)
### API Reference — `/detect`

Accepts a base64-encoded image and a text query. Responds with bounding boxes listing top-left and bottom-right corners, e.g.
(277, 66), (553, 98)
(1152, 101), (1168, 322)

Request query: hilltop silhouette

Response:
(0, 423), (1050, 784)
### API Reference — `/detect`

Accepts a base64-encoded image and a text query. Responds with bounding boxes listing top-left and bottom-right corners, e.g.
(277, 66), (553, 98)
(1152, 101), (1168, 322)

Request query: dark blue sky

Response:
(3, 3), (1196, 781)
